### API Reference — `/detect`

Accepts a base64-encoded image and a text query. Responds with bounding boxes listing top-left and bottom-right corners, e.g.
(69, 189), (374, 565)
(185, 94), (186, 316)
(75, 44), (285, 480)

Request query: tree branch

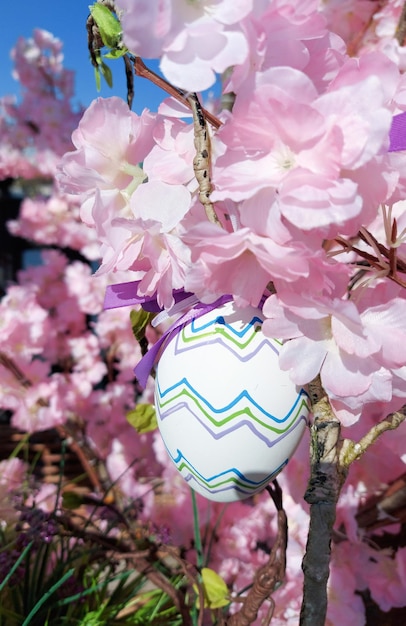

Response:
(299, 376), (347, 626)
(300, 377), (406, 626)
(341, 404), (406, 467)
(356, 471), (406, 531)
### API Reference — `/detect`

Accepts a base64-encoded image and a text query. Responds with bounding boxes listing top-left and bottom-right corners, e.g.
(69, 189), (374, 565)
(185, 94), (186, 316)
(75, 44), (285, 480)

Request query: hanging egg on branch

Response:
(154, 300), (310, 503)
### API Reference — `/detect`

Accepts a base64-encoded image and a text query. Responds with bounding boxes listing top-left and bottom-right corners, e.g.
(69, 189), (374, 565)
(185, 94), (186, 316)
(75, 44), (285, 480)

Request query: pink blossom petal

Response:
(278, 336), (327, 385)
(131, 181), (191, 230)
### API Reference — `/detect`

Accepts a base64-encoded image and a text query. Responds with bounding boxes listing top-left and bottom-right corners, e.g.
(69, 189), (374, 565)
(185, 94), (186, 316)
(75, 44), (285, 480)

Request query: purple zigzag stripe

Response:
(157, 401), (308, 448)
(184, 475), (257, 496)
(173, 330), (280, 360)
(183, 473), (257, 495)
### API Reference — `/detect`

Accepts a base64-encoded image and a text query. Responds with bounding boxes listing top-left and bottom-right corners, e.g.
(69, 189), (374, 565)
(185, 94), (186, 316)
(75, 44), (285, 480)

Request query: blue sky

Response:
(0, 0), (168, 114)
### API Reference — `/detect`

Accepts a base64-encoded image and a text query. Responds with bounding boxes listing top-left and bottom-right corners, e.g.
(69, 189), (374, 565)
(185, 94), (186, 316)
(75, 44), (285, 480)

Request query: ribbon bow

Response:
(104, 282), (232, 388)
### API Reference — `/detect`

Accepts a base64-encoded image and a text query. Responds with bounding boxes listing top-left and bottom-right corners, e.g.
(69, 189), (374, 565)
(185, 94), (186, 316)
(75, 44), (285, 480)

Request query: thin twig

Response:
(123, 53), (134, 109)
(133, 555), (193, 625)
(227, 481), (287, 626)
(60, 512), (193, 624)
(346, 1), (386, 56)
(334, 229), (406, 290)
(188, 92), (221, 226)
(132, 56), (222, 129)
(55, 424), (105, 494)
(0, 352), (32, 388)
(160, 545), (205, 626)
(356, 471), (406, 531)
(341, 404), (406, 467)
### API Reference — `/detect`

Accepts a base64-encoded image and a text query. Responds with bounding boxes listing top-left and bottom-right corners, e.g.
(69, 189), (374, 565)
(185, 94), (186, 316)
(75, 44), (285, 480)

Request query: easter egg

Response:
(154, 300), (309, 503)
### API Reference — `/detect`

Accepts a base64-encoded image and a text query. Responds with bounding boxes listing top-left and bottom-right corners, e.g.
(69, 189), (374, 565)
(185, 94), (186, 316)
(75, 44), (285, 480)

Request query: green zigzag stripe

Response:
(178, 463), (262, 492)
(171, 449), (288, 493)
(157, 384), (310, 434)
(180, 318), (283, 351)
(174, 458), (272, 492)
(180, 325), (261, 351)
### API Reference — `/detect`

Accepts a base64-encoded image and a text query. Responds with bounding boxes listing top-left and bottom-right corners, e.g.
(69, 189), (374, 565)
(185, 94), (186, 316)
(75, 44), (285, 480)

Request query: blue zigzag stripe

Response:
(188, 315), (264, 337)
(168, 446), (288, 495)
(157, 400), (308, 447)
(156, 377), (309, 425)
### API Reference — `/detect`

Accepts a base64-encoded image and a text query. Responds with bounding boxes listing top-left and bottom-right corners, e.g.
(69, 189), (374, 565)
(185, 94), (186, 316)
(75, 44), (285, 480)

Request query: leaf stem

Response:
(191, 488), (204, 570)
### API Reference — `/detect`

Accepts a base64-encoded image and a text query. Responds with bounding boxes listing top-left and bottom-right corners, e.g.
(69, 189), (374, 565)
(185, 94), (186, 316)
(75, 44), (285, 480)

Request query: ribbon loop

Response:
(389, 111), (406, 152)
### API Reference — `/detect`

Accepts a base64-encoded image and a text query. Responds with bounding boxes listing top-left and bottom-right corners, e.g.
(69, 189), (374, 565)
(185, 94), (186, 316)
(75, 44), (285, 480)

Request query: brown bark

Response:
(299, 377), (347, 626)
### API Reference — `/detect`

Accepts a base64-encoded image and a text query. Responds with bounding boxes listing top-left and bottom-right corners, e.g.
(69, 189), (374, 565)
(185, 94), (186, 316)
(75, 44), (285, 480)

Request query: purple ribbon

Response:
(133, 294), (232, 388)
(389, 111), (406, 152)
(104, 281), (232, 388)
(104, 281), (194, 313)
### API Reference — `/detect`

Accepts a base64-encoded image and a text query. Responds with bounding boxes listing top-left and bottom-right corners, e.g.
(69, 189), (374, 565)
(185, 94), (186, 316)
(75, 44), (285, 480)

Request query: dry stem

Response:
(227, 481), (287, 626)
(133, 56), (222, 129)
(188, 92), (221, 226)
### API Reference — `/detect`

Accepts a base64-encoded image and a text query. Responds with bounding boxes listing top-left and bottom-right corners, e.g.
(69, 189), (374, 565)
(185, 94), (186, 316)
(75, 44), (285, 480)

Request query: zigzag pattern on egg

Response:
(156, 377), (309, 441)
(156, 379), (308, 498)
(169, 448), (288, 498)
(154, 301), (310, 502)
(174, 313), (276, 358)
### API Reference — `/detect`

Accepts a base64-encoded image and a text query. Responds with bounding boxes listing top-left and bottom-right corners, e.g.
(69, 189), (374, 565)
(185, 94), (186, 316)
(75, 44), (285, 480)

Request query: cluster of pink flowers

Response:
(0, 28), (82, 179)
(115, 0), (252, 90)
(59, 0), (406, 424)
(7, 193), (100, 260)
(1, 1), (406, 622)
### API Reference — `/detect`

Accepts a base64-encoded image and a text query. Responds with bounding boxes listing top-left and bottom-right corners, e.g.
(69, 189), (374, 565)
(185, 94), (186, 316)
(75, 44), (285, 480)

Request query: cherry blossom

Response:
(7, 193), (100, 260)
(0, 29), (81, 178)
(115, 0), (252, 90)
(261, 290), (405, 424)
(212, 62), (395, 240)
(2, 8), (406, 624)
(57, 97), (155, 214)
(228, 0), (346, 93)
(0, 285), (50, 360)
(184, 222), (309, 306)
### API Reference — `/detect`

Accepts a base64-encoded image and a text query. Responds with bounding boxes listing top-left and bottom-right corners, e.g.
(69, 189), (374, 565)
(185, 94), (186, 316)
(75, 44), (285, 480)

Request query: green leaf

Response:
(194, 568), (230, 609)
(62, 491), (85, 510)
(127, 404), (157, 433)
(89, 3), (122, 49)
(21, 569), (75, 626)
(0, 542), (33, 592)
(99, 61), (113, 88)
(104, 48), (128, 60)
(94, 65), (101, 91)
(130, 308), (153, 343)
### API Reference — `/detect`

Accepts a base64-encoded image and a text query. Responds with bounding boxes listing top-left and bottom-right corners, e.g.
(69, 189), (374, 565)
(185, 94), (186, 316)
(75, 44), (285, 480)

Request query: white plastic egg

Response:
(154, 300), (309, 502)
